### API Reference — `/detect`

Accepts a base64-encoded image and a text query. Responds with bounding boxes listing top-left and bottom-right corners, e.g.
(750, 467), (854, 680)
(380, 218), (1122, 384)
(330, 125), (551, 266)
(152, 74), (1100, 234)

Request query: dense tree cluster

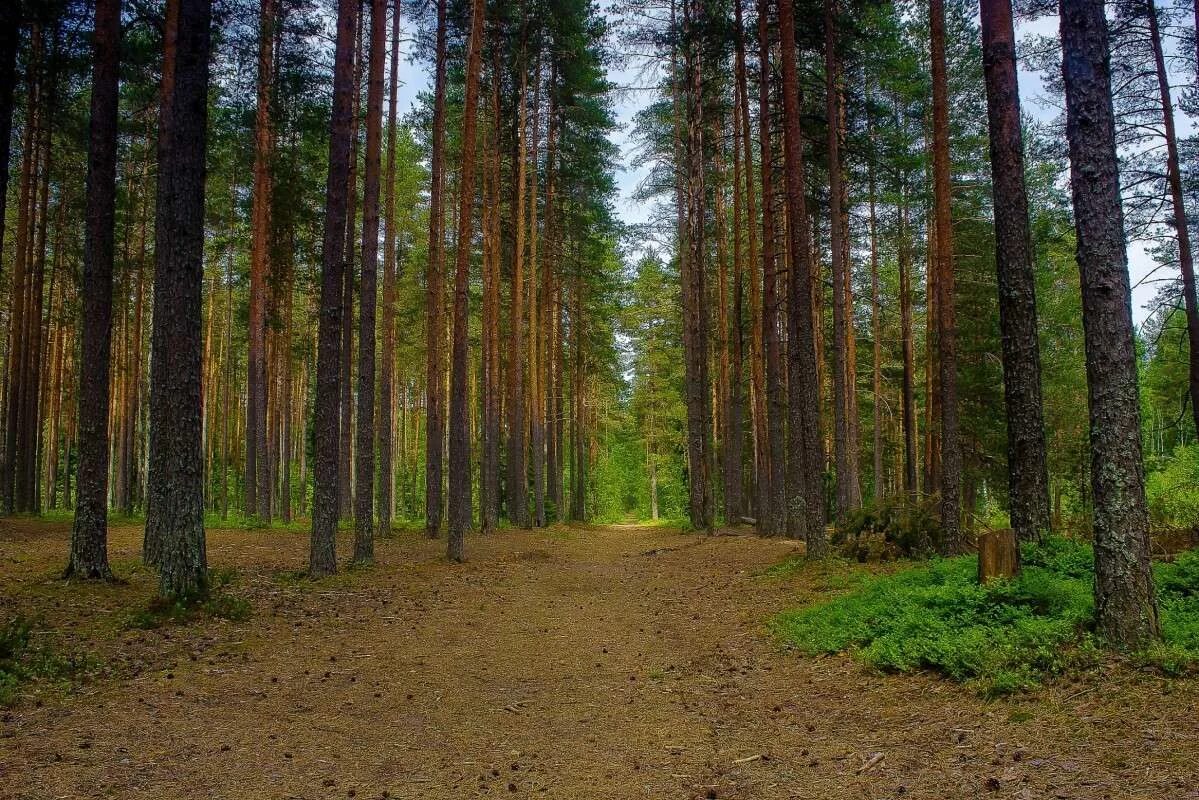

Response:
(2, 0), (1197, 646)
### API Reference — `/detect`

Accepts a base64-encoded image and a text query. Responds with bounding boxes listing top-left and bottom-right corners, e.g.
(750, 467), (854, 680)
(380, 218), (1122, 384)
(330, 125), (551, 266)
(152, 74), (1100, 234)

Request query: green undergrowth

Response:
(123, 567), (251, 629)
(771, 537), (1199, 696)
(1, 616), (97, 706)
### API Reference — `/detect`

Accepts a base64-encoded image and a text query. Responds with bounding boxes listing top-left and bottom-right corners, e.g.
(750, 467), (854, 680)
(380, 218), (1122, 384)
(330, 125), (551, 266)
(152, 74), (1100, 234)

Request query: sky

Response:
(385, 6), (1187, 327)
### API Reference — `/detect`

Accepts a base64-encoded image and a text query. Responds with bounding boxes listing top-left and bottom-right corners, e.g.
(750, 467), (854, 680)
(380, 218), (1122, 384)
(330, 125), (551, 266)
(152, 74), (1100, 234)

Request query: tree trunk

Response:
(311, 0), (359, 577)
(980, 0), (1051, 541)
(480, 67), (501, 535)
(867, 88), (884, 504)
(725, 99), (745, 525)
(247, 0), (276, 523)
(529, 58), (546, 529)
(352, 0), (386, 564)
(425, 0), (448, 538)
(756, 0), (785, 538)
(146, 0), (213, 598)
(1145, 0), (1199, 444)
(507, 56), (530, 529)
(67, 0), (121, 580)
(930, 0), (963, 553)
(1059, 0), (1160, 647)
(825, 0), (859, 517)
(778, 0), (826, 553)
(377, 0), (401, 531)
(681, 0), (713, 532)
(447, 0), (484, 562)
(0, 2), (18, 278)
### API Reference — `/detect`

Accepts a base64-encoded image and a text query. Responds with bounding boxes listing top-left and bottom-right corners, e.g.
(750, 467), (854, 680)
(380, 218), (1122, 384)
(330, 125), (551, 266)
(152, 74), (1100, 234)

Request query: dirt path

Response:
(1, 521), (1197, 799)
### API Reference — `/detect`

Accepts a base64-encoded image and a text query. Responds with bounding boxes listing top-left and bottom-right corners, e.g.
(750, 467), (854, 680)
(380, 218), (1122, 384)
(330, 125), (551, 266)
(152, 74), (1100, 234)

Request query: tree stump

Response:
(977, 529), (1020, 584)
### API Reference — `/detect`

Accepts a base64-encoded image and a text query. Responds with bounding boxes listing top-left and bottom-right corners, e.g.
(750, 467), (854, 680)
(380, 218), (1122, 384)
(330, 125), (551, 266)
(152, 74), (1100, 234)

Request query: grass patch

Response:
(1, 616), (97, 706)
(123, 569), (251, 630)
(771, 537), (1199, 696)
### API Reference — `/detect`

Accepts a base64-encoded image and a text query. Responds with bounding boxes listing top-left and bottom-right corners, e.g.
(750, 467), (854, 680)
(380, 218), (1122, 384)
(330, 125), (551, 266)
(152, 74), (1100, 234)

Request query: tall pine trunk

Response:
(930, 0), (962, 552)
(67, 0), (121, 580)
(506, 57), (530, 529)
(447, 0), (484, 562)
(480, 67), (501, 534)
(311, 0), (360, 577)
(146, 0), (212, 598)
(425, 0), (448, 538)
(353, 0), (386, 564)
(778, 0), (826, 553)
(247, 0), (276, 523)
(681, 0), (713, 532)
(377, 0), (400, 530)
(825, 0), (859, 517)
(1059, 0), (1160, 647)
(980, 0), (1051, 541)
(756, 0), (785, 537)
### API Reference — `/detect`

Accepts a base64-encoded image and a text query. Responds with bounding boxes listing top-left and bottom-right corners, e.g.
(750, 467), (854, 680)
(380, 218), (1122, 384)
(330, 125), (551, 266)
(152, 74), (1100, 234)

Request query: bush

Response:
(772, 537), (1199, 695)
(1147, 445), (1199, 528)
(833, 496), (942, 561)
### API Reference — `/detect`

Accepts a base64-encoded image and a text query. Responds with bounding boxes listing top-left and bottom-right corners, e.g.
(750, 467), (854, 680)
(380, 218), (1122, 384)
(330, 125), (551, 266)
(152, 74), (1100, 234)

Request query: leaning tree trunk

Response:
(447, 0), (484, 562)
(146, 0), (213, 598)
(778, 0), (826, 554)
(67, 0), (121, 580)
(1146, 0), (1199, 443)
(930, 0), (963, 553)
(980, 0), (1051, 542)
(1059, 0), (1161, 647)
(353, 0), (386, 564)
(311, 0), (359, 577)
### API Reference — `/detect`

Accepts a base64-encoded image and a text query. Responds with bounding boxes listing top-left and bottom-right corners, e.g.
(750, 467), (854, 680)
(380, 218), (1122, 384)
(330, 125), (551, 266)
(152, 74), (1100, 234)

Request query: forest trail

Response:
(2, 521), (1197, 800)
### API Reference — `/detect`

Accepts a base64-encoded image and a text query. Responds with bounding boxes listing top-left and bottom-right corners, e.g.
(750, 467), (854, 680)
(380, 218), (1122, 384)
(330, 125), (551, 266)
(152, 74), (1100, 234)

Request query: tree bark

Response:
(447, 0), (484, 562)
(778, 0), (826, 553)
(311, 0), (359, 577)
(825, 0), (859, 517)
(247, 0), (276, 523)
(507, 55), (530, 529)
(425, 0), (448, 538)
(480, 66), (501, 535)
(352, 0), (386, 564)
(681, 0), (713, 532)
(930, 0), (963, 553)
(1059, 0), (1160, 647)
(146, 0), (212, 598)
(0, 2), (18, 279)
(67, 0), (121, 580)
(756, 0), (785, 538)
(378, 0), (401, 531)
(980, 0), (1051, 541)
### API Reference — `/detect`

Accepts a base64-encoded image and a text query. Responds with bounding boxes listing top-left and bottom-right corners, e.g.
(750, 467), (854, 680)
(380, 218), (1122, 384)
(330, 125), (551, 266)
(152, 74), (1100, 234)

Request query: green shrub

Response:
(1147, 445), (1199, 527)
(833, 496), (942, 560)
(773, 537), (1199, 694)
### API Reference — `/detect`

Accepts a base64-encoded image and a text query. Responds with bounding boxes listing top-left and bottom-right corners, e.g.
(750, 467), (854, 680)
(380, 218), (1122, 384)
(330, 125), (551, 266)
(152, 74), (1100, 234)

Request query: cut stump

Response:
(977, 529), (1019, 584)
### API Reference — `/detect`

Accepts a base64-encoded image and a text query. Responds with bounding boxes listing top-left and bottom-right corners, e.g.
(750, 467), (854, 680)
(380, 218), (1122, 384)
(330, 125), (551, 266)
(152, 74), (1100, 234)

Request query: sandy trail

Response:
(1, 520), (1196, 799)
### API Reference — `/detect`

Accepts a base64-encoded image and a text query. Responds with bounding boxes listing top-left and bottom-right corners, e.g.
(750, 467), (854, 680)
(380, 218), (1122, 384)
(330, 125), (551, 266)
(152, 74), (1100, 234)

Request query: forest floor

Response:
(1, 519), (1197, 800)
